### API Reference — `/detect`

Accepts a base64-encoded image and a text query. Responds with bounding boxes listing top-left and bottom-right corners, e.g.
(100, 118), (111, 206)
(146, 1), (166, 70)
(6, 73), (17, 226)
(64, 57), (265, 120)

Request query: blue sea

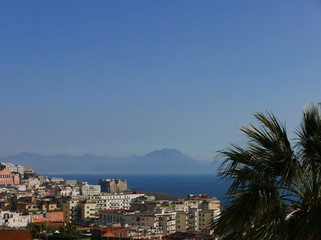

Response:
(46, 174), (228, 203)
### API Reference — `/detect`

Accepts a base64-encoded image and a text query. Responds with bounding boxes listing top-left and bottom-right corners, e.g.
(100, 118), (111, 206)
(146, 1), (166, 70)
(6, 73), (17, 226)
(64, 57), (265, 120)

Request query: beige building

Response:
(99, 209), (130, 226)
(62, 199), (80, 223)
(80, 201), (98, 221)
(21, 177), (40, 189)
(199, 198), (220, 211)
(124, 210), (176, 235)
(176, 208), (200, 232)
(176, 211), (189, 232)
(130, 200), (167, 212)
(198, 209), (220, 231)
(16, 202), (40, 212)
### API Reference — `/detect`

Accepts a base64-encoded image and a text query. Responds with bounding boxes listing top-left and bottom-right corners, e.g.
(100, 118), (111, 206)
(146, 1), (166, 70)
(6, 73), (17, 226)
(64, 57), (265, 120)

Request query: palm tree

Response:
(213, 104), (321, 240)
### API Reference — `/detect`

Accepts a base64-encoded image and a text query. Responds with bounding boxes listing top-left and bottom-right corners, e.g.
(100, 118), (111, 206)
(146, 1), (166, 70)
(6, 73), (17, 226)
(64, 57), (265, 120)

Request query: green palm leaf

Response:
(213, 104), (321, 240)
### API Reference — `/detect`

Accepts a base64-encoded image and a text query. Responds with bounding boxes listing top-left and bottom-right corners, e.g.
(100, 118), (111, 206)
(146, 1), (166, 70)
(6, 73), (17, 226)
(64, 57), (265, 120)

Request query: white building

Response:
(65, 179), (77, 186)
(0, 210), (32, 228)
(21, 177), (40, 189)
(50, 177), (64, 183)
(58, 186), (80, 197)
(81, 184), (101, 196)
(99, 193), (145, 210)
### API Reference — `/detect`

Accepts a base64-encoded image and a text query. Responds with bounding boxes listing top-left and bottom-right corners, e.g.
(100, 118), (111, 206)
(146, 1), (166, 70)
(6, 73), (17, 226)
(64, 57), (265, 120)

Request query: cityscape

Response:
(0, 162), (220, 239)
(2, 1), (321, 239)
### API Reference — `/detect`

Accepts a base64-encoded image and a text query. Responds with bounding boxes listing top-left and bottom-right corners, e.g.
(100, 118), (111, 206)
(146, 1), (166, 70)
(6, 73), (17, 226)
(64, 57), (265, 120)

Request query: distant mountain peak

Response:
(160, 148), (182, 154)
(0, 149), (213, 174)
(147, 148), (182, 156)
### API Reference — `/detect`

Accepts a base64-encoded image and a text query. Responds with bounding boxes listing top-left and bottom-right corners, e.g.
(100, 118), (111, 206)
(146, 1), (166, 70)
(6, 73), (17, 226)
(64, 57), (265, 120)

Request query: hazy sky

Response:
(1, 1), (321, 160)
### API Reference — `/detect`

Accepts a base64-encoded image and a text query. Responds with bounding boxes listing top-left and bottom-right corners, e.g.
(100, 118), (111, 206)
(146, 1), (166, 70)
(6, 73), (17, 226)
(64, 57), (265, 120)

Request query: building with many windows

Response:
(62, 199), (80, 223)
(124, 210), (176, 235)
(80, 200), (99, 222)
(2, 163), (25, 179)
(99, 192), (145, 210)
(0, 164), (20, 186)
(80, 184), (101, 196)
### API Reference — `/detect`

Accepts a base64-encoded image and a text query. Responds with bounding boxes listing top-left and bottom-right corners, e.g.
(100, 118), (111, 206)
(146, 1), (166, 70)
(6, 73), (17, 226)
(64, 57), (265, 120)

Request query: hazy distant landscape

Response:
(0, 148), (214, 175)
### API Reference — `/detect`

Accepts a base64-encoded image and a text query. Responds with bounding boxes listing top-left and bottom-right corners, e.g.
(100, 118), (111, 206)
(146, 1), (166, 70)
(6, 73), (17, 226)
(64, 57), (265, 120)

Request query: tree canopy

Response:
(213, 104), (321, 240)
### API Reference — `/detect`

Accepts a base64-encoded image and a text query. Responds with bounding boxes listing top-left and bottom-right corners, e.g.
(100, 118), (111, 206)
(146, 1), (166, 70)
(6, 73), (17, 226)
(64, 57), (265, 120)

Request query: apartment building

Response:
(16, 201), (58, 213)
(62, 199), (80, 223)
(80, 184), (101, 196)
(99, 209), (130, 226)
(198, 209), (220, 231)
(124, 210), (177, 235)
(80, 200), (98, 221)
(99, 192), (145, 210)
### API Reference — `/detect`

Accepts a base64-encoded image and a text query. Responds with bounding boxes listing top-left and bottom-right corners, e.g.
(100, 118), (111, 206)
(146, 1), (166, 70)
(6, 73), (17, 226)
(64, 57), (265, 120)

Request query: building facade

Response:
(0, 164), (20, 186)
(81, 184), (101, 196)
(99, 193), (145, 210)
(0, 210), (32, 228)
(62, 199), (80, 223)
(32, 211), (64, 223)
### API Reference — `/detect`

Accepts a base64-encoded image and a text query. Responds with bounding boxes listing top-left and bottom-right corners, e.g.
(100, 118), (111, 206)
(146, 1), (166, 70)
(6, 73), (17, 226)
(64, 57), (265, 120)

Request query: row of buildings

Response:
(0, 162), (221, 239)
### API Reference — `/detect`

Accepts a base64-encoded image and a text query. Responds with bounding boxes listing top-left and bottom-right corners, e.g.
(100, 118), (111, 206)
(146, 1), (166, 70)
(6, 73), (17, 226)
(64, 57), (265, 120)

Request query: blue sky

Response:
(1, 1), (321, 160)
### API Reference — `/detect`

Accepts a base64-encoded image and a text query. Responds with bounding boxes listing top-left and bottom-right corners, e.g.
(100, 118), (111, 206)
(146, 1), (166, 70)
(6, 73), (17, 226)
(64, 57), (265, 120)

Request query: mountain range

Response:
(0, 149), (214, 175)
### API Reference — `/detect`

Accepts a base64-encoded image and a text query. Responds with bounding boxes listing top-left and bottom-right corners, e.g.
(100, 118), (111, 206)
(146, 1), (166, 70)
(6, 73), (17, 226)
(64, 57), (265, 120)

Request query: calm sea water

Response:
(46, 174), (228, 203)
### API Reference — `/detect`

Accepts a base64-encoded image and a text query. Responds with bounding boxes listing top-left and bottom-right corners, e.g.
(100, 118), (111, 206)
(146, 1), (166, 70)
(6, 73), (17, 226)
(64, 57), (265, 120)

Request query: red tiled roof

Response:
(100, 209), (123, 212)
(92, 226), (126, 232)
(0, 230), (32, 240)
(102, 232), (117, 237)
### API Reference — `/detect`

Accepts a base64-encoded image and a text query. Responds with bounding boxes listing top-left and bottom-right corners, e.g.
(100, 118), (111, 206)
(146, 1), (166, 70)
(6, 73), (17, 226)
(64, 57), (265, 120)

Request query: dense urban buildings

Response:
(0, 162), (221, 239)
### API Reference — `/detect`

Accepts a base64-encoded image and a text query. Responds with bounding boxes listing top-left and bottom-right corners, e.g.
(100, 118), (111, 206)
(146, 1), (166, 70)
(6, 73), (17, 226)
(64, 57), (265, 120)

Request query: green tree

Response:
(58, 222), (78, 235)
(31, 222), (48, 239)
(213, 104), (321, 240)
